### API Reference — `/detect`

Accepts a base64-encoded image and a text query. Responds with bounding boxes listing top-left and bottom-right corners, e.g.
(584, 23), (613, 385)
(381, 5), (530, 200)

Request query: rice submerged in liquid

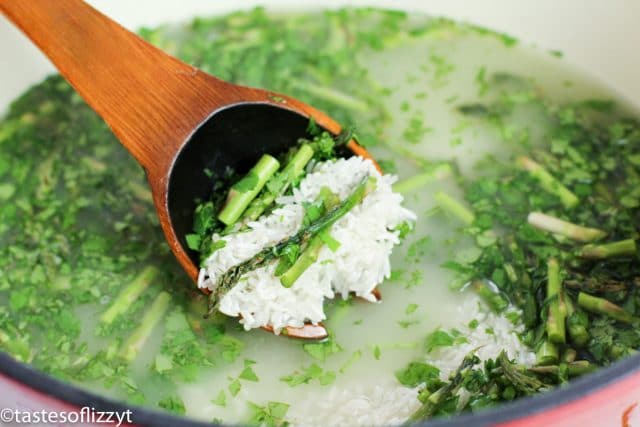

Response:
(198, 156), (416, 331)
(285, 295), (534, 427)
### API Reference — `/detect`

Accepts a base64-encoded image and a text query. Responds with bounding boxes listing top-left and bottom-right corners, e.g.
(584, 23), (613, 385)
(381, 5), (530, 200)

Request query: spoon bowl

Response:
(170, 104), (341, 278)
(1, 0), (375, 339)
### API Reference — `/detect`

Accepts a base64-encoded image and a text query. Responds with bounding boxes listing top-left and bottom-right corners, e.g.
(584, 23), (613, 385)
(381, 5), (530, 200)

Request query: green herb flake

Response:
(405, 303), (419, 315)
(280, 363), (335, 387)
(396, 362), (440, 387)
(239, 365), (260, 382)
(247, 401), (290, 427)
(154, 354), (173, 374)
(185, 234), (201, 250)
(378, 159), (398, 174)
(373, 345), (382, 360)
(403, 116), (432, 144)
(398, 319), (420, 329)
(157, 395), (186, 415)
(212, 390), (227, 407)
(407, 236), (432, 262)
(424, 329), (456, 353)
(229, 379), (242, 397)
(303, 338), (343, 361)
(0, 183), (16, 201)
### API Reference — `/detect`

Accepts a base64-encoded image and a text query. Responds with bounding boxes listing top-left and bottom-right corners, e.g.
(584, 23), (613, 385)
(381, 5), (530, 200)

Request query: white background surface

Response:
(1, 0), (639, 110)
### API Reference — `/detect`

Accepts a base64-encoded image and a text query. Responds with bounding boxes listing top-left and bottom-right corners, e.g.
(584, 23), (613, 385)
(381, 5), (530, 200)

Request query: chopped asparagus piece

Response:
(577, 292), (637, 324)
(536, 339), (559, 365)
(546, 259), (566, 344)
(577, 239), (637, 259)
(517, 156), (579, 208)
(469, 279), (509, 313)
(497, 351), (547, 394)
(279, 188), (343, 287)
(242, 144), (314, 223)
(564, 294), (589, 347)
(527, 212), (606, 242)
(120, 292), (171, 361)
(562, 348), (577, 363)
(406, 352), (480, 423)
(100, 266), (159, 325)
(218, 154), (280, 226)
(528, 360), (595, 377)
(434, 191), (475, 226)
(392, 163), (452, 194)
(280, 237), (325, 287)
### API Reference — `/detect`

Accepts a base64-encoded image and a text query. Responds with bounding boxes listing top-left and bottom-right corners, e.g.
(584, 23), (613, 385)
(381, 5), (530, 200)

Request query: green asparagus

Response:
(218, 154), (280, 226)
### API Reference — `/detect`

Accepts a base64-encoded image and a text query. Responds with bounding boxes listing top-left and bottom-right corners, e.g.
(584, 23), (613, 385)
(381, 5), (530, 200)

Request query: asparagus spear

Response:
(527, 212), (606, 242)
(392, 163), (452, 194)
(528, 360), (595, 377)
(518, 272), (539, 329)
(289, 78), (369, 112)
(382, 143), (438, 174)
(577, 292), (637, 324)
(609, 343), (639, 360)
(517, 156), (579, 208)
(218, 154), (280, 226)
(497, 351), (548, 395)
(546, 259), (566, 344)
(434, 191), (475, 226)
(100, 266), (159, 325)
(119, 292), (171, 361)
(562, 348), (577, 363)
(207, 176), (376, 316)
(406, 352), (480, 423)
(565, 277), (629, 294)
(279, 189), (343, 287)
(577, 239), (637, 259)
(564, 294), (589, 347)
(536, 339), (559, 365)
(280, 236), (323, 287)
(241, 145), (314, 223)
(469, 279), (509, 313)
(566, 360), (596, 377)
(502, 239), (538, 328)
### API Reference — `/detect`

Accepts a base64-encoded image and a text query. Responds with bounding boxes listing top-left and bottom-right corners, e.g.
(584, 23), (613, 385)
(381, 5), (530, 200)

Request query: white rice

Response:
(425, 295), (536, 380)
(288, 381), (421, 427)
(286, 295), (534, 426)
(198, 156), (416, 331)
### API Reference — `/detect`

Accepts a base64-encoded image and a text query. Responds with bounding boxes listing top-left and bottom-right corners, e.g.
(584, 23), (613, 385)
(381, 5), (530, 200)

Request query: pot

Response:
(1, 1), (639, 426)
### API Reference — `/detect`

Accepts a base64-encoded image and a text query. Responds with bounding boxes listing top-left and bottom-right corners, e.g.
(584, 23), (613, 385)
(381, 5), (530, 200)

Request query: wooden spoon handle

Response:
(0, 0), (378, 176)
(0, 0), (240, 173)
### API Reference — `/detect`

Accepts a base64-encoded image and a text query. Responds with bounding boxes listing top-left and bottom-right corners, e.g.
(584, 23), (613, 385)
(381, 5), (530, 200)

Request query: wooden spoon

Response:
(1, 0), (378, 340)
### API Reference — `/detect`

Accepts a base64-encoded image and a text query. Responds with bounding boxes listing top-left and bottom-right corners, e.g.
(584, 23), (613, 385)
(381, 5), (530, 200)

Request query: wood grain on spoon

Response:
(0, 0), (378, 340)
